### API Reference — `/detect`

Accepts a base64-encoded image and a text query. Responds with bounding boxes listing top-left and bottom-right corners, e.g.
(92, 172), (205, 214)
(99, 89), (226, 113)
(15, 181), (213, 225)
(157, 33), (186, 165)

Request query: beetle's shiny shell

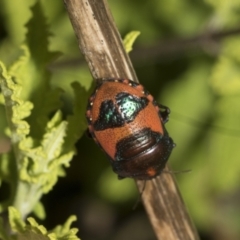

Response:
(86, 79), (174, 180)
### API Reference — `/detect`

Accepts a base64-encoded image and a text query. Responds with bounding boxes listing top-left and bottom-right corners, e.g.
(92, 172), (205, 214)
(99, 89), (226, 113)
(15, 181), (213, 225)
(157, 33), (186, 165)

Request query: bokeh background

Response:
(0, 0), (240, 239)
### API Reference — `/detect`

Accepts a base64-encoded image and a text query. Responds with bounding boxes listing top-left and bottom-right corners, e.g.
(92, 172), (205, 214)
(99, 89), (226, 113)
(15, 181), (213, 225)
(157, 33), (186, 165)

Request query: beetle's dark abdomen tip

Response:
(113, 128), (174, 180)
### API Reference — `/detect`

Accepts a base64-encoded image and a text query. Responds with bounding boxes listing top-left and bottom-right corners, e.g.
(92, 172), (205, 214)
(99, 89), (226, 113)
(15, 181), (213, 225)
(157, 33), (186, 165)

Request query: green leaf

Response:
(0, 0), (32, 45)
(0, 1), (85, 219)
(7, 207), (80, 240)
(18, 110), (74, 191)
(9, 206), (26, 232)
(0, 62), (74, 217)
(4, 0), (62, 139)
(32, 201), (46, 220)
(123, 31), (141, 53)
(0, 61), (33, 154)
(25, 1), (60, 66)
(0, 59), (74, 216)
(50, 215), (79, 240)
(63, 82), (88, 152)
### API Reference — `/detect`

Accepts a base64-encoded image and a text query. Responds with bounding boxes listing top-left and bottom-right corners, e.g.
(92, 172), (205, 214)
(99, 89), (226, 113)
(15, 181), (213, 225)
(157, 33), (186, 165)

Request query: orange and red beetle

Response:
(86, 79), (175, 180)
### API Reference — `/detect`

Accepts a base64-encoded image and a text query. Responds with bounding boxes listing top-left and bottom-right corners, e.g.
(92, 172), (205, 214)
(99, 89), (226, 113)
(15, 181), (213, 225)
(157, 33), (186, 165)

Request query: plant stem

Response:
(64, 0), (200, 239)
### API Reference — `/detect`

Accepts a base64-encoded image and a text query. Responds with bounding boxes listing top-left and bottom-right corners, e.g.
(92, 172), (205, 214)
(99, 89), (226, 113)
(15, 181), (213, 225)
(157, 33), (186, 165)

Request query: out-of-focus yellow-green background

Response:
(0, 0), (240, 239)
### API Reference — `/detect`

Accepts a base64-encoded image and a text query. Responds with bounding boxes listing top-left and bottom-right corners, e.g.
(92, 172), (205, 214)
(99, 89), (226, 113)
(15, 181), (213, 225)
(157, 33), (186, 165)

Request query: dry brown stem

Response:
(64, 0), (200, 239)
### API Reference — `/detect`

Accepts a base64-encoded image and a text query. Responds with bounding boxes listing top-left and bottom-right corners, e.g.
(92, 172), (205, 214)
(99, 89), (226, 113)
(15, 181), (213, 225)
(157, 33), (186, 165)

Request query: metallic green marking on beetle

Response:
(86, 78), (175, 180)
(93, 93), (149, 131)
(116, 92), (149, 122)
(93, 100), (125, 131)
(120, 97), (139, 118)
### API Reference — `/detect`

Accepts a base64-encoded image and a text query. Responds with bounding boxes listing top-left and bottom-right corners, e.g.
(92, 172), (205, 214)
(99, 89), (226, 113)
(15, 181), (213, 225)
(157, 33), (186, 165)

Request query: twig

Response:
(50, 27), (240, 69)
(63, 0), (200, 239)
(130, 27), (240, 63)
(63, 0), (136, 80)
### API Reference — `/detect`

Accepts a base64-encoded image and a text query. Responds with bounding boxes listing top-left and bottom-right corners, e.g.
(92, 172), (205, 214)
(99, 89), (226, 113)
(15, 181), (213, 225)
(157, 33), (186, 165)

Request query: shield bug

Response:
(86, 79), (175, 180)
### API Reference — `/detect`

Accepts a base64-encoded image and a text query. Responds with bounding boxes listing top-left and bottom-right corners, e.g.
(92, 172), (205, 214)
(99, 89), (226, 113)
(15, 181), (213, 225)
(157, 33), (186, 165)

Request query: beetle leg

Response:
(118, 175), (125, 180)
(158, 104), (170, 124)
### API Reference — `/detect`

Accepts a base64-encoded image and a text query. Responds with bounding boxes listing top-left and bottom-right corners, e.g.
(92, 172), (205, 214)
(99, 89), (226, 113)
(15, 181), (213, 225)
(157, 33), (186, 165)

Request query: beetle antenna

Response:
(132, 180), (146, 210)
(162, 169), (192, 174)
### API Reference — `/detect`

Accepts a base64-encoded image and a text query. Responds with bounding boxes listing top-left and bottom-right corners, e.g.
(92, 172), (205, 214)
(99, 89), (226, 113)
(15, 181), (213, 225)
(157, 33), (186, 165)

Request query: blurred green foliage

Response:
(0, 207), (79, 240)
(0, 0), (240, 239)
